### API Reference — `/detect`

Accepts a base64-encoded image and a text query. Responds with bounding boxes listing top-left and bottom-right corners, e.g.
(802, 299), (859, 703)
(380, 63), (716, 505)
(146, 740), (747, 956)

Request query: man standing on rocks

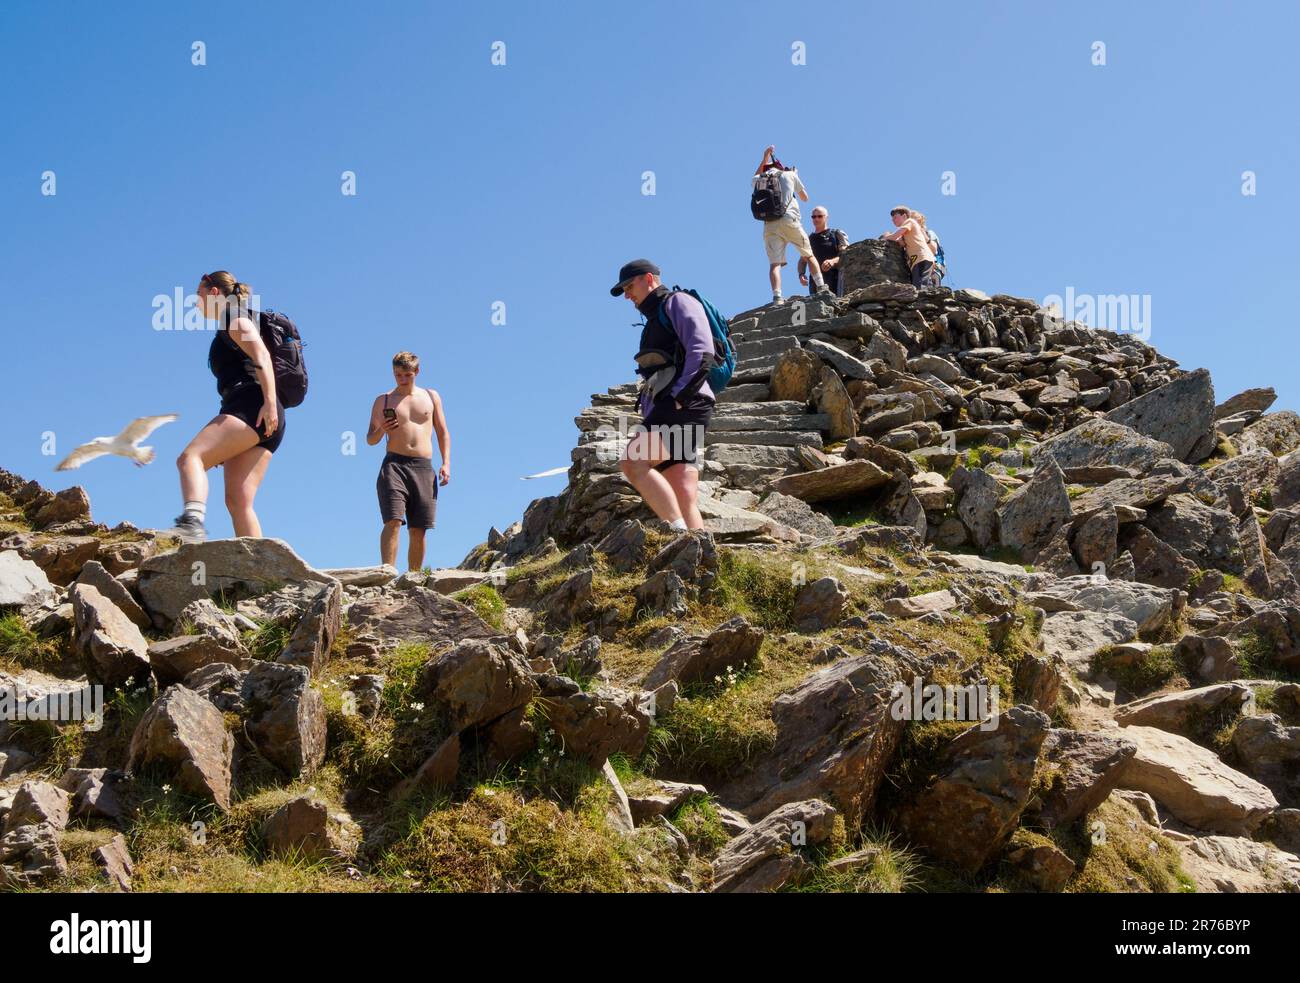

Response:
(611, 259), (715, 532)
(798, 206), (850, 296)
(881, 206), (938, 288)
(753, 146), (830, 305)
(366, 352), (451, 571)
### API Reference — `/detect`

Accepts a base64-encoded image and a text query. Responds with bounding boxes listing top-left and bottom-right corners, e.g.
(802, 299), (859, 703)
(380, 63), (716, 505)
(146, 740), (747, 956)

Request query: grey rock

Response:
(0, 550), (54, 608)
(137, 537), (336, 629)
(240, 662), (327, 778)
(1104, 368), (1215, 461)
(997, 457), (1072, 560)
(793, 577), (848, 632)
(897, 705), (1051, 872)
(75, 560), (149, 630)
(70, 583), (151, 688)
(710, 799), (838, 893)
(722, 653), (904, 825)
(643, 617), (764, 691)
(127, 686), (235, 811)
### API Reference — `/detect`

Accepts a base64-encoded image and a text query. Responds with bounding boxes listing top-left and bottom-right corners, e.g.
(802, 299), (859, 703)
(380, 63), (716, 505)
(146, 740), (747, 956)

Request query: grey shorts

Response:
(377, 452), (437, 529)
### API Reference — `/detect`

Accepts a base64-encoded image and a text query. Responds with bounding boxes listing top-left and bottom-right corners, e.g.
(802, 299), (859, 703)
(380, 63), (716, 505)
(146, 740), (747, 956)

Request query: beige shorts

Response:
(763, 215), (815, 265)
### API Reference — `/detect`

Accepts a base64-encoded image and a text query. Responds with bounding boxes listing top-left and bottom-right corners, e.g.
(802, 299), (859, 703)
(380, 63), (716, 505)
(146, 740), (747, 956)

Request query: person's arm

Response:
(663, 294), (715, 405)
(794, 174), (809, 203)
(366, 395), (393, 446)
(754, 145), (774, 176)
(882, 226), (906, 243)
(824, 229), (849, 271)
(797, 255), (809, 283)
(228, 315), (278, 436)
(428, 388), (451, 484)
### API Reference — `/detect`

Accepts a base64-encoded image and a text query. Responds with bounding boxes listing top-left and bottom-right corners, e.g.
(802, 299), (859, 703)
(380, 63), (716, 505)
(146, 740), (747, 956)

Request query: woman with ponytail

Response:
(171, 270), (285, 541)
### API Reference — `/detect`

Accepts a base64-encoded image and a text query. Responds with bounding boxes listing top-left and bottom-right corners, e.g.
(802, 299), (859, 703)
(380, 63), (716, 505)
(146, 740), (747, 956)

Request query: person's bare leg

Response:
(769, 263), (782, 296)
(803, 248), (825, 290)
(620, 431), (683, 524)
(176, 415), (260, 507)
(663, 464), (704, 530)
(222, 445), (273, 537)
(380, 519), (402, 567)
(407, 527), (427, 572)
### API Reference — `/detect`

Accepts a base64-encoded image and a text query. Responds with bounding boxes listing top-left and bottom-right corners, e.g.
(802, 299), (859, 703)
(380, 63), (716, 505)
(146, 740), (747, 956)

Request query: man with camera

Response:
(366, 351), (451, 570)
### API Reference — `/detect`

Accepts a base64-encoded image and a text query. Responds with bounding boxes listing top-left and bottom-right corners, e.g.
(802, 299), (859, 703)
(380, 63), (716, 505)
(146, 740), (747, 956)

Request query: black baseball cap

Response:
(609, 258), (660, 296)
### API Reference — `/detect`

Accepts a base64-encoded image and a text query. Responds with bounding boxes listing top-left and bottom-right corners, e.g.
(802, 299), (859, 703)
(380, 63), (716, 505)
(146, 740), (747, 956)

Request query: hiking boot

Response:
(169, 513), (206, 543)
(815, 284), (833, 297)
(771, 294), (785, 307)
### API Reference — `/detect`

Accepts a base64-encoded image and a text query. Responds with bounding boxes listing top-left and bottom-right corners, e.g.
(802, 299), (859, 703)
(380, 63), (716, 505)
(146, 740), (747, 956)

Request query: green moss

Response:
(242, 620), (292, 661)
(375, 785), (675, 892)
(670, 797), (732, 858)
(639, 634), (815, 783)
(1061, 799), (1195, 893)
(1231, 629), (1296, 679)
(0, 612), (60, 671)
(711, 550), (801, 631)
(452, 583), (506, 631)
(1092, 644), (1181, 697)
(792, 823), (924, 893)
(819, 500), (883, 528)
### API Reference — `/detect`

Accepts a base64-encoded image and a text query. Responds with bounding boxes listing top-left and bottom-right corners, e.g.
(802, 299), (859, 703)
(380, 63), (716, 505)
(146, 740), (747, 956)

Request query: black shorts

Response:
(219, 386), (285, 454)
(377, 452), (438, 529)
(641, 400), (713, 473)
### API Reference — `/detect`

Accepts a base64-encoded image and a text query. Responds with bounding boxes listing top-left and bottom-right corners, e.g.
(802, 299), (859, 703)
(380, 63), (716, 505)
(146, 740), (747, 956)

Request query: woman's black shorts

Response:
(219, 386), (286, 454)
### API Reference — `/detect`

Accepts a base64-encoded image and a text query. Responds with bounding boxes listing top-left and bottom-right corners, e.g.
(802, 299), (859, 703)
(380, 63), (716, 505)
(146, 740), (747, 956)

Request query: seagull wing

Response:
(55, 443), (110, 471)
(521, 466), (569, 480)
(118, 414), (179, 445)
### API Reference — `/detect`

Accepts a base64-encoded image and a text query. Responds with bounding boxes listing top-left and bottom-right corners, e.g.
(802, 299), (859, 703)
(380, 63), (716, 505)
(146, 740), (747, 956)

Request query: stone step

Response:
(716, 401), (809, 417)
(711, 413), (831, 433)
(733, 334), (799, 362)
(733, 312), (877, 344)
(718, 383), (770, 403)
(705, 443), (803, 469)
(732, 363), (774, 384)
(576, 406), (641, 431)
(703, 430), (824, 448)
(577, 399), (816, 432)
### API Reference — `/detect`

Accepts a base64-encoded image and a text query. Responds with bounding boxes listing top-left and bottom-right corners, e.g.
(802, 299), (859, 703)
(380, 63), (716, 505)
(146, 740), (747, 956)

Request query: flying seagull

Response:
(55, 414), (179, 471)
(521, 466), (568, 480)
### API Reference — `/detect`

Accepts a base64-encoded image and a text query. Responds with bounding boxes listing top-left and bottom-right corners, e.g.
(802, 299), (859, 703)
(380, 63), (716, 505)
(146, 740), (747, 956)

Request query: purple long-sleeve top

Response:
(637, 290), (716, 416)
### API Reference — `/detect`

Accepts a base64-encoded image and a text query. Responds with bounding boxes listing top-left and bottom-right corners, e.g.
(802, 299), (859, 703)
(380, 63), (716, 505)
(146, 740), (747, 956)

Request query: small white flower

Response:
(161, 784), (173, 794)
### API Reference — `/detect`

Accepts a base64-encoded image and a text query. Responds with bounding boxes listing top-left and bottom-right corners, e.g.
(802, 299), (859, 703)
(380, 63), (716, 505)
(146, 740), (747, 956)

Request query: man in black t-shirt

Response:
(799, 206), (850, 296)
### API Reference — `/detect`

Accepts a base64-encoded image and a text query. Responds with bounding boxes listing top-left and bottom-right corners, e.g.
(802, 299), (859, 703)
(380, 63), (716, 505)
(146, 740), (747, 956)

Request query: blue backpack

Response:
(657, 287), (736, 395)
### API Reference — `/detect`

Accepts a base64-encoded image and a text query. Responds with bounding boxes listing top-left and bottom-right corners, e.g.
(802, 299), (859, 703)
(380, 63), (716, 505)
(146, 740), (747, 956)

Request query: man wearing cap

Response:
(610, 259), (715, 532)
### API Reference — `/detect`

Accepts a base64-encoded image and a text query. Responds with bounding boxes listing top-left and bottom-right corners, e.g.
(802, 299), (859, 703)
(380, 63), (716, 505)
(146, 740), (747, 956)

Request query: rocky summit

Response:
(4, 241), (1300, 894)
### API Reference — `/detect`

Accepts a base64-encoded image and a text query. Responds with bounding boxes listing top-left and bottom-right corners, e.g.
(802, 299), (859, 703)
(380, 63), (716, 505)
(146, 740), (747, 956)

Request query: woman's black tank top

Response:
(208, 311), (259, 400)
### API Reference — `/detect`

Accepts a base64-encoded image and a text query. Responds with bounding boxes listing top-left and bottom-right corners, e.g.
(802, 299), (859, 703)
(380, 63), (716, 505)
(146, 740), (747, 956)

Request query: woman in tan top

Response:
(882, 206), (938, 288)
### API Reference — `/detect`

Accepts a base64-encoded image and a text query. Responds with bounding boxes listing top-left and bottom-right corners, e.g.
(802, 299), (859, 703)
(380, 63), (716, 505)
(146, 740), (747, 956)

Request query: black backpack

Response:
(751, 169), (792, 221)
(258, 310), (309, 408)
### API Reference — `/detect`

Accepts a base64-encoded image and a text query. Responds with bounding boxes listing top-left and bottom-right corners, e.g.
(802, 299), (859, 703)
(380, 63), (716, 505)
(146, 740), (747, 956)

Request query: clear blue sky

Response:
(2, 1), (1295, 570)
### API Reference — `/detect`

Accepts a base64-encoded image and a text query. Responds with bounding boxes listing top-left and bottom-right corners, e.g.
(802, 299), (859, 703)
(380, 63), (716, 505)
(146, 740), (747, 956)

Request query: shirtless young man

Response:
(366, 352), (451, 570)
